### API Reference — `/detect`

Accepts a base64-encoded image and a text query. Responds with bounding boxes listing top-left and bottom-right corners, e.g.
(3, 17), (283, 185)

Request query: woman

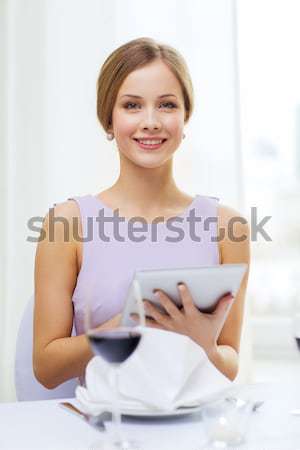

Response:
(33, 37), (250, 389)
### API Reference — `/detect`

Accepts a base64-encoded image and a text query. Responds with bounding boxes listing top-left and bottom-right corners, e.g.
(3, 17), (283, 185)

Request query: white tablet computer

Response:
(121, 263), (247, 327)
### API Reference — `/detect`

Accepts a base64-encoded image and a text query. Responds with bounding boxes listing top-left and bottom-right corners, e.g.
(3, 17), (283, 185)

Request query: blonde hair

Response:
(97, 37), (194, 132)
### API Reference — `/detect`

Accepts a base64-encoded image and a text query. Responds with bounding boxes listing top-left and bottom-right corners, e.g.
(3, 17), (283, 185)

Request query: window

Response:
(237, 0), (300, 320)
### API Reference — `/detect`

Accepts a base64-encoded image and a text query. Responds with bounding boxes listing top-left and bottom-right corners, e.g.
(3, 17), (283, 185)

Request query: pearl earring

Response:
(107, 132), (114, 141)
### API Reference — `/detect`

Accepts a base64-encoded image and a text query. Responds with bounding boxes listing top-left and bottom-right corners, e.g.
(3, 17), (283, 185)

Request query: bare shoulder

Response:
(217, 203), (250, 264)
(218, 203), (248, 226)
(42, 199), (82, 243)
(44, 199), (80, 223)
(35, 199), (82, 290)
(218, 203), (250, 237)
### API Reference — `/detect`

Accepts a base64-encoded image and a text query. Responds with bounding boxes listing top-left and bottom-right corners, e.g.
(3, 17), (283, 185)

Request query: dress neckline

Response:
(88, 194), (199, 226)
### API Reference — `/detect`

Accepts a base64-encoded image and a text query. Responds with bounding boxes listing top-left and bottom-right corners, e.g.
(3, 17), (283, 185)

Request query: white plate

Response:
(120, 404), (204, 418)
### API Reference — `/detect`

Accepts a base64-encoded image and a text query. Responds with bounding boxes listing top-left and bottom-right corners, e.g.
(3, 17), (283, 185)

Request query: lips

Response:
(133, 138), (167, 151)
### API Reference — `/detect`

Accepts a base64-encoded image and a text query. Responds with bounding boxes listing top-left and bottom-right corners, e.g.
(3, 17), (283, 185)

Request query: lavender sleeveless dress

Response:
(70, 194), (220, 336)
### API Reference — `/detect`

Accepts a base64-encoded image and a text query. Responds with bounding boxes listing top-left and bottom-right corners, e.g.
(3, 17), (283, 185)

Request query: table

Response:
(1, 383), (300, 450)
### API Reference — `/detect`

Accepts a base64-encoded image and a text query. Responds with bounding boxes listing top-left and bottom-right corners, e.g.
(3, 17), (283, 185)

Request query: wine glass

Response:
(87, 328), (142, 449)
(84, 280), (145, 449)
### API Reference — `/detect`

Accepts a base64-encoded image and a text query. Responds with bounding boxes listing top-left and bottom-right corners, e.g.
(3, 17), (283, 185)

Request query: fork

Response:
(59, 402), (110, 431)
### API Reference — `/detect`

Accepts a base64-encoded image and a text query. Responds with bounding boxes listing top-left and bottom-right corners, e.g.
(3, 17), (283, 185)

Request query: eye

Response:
(123, 101), (177, 110)
(123, 102), (140, 109)
(160, 102), (177, 109)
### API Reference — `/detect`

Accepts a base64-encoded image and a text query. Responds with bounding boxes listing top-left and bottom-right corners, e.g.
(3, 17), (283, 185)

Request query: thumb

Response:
(213, 293), (234, 317)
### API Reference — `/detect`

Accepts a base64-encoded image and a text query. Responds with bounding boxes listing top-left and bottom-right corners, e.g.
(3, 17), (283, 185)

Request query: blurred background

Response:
(1, 0), (300, 402)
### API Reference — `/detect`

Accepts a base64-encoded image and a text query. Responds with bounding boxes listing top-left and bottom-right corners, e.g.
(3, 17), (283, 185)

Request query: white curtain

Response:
(0, 0), (250, 402)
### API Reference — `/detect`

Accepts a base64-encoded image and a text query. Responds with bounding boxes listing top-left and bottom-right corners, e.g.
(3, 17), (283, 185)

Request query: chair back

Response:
(15, 295), (78, 401)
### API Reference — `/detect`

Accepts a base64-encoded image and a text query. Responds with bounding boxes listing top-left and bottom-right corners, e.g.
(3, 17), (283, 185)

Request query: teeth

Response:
(137, 139), (163, 145)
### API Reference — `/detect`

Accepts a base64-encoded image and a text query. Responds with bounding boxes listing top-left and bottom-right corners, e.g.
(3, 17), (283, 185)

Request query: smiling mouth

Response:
(133, 138), (167, 150)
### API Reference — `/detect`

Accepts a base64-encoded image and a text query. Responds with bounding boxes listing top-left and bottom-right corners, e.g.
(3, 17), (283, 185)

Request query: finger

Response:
(212, 293), (234, 318)
(130, 313), (141, 322)
(154, 290), (182, 320)
(130, 313), (166, 329)
(145, 318), (165, 329)
(130, 311), (165, 321)
(178, 283), (197, 316)
(143, 300), (172, 327)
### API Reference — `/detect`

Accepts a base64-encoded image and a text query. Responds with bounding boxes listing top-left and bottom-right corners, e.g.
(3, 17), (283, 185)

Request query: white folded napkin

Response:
(76, 327), (232, 415)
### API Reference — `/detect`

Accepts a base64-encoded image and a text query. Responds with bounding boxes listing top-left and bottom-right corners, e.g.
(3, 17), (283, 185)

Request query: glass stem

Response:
(111, 364), (124, 445)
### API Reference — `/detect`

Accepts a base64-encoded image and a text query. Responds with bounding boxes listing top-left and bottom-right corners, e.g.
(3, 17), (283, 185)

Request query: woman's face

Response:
(110, 60), (186, 169)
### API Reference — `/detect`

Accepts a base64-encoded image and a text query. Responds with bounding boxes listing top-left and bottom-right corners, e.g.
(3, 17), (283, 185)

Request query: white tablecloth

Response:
(1, 383), (300, 450)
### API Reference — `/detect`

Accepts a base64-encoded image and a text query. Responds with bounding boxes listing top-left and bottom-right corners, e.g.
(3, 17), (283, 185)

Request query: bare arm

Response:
(33, 201), (120, 389)
(208, 204), (251, 380)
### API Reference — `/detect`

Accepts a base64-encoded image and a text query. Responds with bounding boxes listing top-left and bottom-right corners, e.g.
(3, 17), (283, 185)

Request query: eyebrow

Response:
(121, 94), (177, 99)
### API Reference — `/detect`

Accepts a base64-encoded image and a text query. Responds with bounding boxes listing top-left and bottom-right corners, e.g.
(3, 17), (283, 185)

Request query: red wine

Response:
(88, 329), (141, 363)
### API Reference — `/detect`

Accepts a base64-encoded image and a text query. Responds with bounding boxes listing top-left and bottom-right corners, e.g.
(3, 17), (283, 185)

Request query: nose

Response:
(139, 108), (162, 132)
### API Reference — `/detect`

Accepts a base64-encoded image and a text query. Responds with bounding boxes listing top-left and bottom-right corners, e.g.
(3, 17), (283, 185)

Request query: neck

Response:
(110, 156), (182, 212)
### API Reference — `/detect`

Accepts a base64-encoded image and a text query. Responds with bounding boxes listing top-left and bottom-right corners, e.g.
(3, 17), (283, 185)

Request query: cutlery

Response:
(252, 400), (265, 412)
(59, 402), (109, 431)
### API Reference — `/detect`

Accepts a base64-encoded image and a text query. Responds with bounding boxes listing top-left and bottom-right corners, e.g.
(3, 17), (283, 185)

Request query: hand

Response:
(131, 283), (233, 357)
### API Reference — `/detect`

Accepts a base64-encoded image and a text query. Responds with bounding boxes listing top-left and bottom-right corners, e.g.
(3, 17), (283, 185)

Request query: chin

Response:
(132, 154), (174, 169)
(119, 147), (176, 169)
